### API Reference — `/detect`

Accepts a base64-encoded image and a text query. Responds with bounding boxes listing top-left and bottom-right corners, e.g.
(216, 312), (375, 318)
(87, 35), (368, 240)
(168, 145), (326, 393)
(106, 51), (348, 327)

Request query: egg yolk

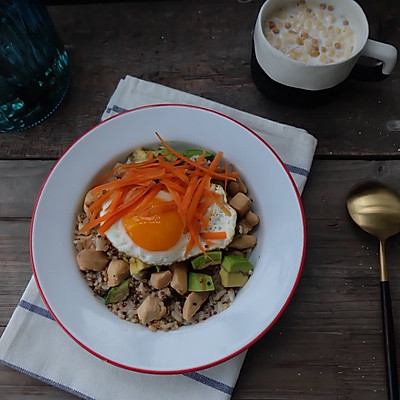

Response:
(122, 199), (184, 251)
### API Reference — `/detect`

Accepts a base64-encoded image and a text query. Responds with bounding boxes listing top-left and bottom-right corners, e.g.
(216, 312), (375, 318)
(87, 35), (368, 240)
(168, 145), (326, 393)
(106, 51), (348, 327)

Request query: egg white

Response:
(102, 185), (237, 265)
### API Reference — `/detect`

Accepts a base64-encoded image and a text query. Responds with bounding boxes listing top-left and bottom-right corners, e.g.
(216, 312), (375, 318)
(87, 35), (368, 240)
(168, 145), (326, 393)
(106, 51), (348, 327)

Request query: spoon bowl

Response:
(347, 181), (400, 241)
(347, 180), (400, 400)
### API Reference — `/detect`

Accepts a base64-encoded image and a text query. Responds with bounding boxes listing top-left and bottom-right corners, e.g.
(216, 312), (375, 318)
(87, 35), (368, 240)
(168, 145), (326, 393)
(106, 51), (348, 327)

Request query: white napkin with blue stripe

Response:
(0, 76), (317, 400)
(102, 76), (316, 193)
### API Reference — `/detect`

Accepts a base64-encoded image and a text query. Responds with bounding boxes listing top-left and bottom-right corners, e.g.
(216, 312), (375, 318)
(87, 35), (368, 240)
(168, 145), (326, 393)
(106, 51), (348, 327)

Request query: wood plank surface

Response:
(1, 1), (400, 399)
(2, 159), (400, 399)
(0, 1), (398, 160)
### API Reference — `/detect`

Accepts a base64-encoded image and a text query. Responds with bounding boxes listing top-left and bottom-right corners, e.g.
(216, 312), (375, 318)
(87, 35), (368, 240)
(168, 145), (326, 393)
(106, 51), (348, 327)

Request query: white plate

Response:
(30, 104), (305, 374)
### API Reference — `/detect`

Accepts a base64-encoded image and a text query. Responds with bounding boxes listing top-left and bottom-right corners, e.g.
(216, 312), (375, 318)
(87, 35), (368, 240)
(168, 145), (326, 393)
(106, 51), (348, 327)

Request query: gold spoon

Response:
(347, 181), (400, 400)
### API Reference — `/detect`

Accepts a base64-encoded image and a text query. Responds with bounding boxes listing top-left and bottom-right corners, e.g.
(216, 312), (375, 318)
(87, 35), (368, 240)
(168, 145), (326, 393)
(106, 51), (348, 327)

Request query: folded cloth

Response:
(0, 76), (317, 400)
(102, 76), (316, 193)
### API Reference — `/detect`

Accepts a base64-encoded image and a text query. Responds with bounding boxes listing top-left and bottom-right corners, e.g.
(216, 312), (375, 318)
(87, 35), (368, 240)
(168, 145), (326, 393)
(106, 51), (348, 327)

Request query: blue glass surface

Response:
(0, 0), (70, 132)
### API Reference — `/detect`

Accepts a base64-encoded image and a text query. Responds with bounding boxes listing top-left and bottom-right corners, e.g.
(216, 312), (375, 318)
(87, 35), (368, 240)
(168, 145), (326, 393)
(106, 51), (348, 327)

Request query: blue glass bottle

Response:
(0, 0), (70, 132)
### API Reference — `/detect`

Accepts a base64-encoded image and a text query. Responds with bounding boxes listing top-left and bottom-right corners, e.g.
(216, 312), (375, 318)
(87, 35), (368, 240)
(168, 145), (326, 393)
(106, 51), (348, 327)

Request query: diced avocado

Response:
(153, 147), (178, 161)
(221, 255), (253, 274)
(126, 148), (149, 164)
(219, 268), (249, 288)
(182, 149), (214, 159)
(129, 258), (152, 275)
(105, 278), (130, 305)
(191, 251), (222, 270)
(188, 272), (215, 292)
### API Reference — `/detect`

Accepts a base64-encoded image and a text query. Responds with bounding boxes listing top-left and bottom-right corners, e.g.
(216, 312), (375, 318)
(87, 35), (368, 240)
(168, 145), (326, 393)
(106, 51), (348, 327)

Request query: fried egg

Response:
(102, 185), (237, 265)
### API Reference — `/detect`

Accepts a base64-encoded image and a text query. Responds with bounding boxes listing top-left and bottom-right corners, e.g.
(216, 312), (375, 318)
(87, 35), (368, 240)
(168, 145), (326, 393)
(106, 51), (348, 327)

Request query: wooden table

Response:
(1, 1), (399, 398)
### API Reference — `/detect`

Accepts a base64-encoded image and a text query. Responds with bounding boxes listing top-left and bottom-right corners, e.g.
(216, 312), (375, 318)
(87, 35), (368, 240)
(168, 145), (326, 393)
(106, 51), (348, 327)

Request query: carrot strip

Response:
(197, 195), (214, 215)
(89, 170), (164, 194)
(186, 222), (207, 256)
(81, 133), (240, 256)
(79, 210), (112, 233)
(157, 158), (190, 184)
(200, 231), (227, 240)
(181, 175), (199, 214)
(80, 185), (151, 233)
(200, 209), (213, 230)
(87, 189), (114, 218)
(135, 201), (177, 216)
(93, 153), (156, 184)
(106, 189), (124, 214)
(186, 176), (210, 227)
(132, 183), (163, 214)
(165, 181), (186, 195)
(184, 237), (195, 257)
(163, 183), (184, 210)
(195, 212), (209, 229)
(210, 191), (232, 216)
(208, 151), (223, 173)
(155, 133), (238, 181)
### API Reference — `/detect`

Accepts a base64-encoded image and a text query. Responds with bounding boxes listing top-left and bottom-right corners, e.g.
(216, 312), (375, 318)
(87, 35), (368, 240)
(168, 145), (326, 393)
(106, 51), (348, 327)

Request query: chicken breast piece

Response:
(137, 296), (167, 325)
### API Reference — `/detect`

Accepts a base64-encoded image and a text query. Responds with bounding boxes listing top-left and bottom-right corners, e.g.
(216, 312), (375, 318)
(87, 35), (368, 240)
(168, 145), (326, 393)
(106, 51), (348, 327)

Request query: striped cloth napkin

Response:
(0, 76), (317, 400)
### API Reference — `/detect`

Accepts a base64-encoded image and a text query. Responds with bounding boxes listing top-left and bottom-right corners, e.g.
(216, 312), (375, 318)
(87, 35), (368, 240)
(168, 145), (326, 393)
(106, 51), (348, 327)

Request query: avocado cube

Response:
(129, 258), (151, 275)
(219, 268), (249, 288)
(221, 255), (253, 274)
(182, 149), (214, 159)
(153, 148), (178, 161)
(188, 272), (215, 292)
(105, 278), (130, 305)
(191, 251), (222, 270)
(126, 148), (149, 164)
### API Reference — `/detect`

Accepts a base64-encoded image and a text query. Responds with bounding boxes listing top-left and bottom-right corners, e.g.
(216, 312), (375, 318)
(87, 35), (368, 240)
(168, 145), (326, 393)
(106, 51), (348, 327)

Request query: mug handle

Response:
(351, 39), (397, 81)
(361, 39), (398, 75)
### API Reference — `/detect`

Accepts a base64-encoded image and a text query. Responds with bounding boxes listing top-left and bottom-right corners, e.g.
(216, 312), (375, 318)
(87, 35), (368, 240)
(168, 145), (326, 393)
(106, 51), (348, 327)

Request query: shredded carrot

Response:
(184, 237), (195, 257)
(155, 132), (239, 181)
(181, 175), (199, 215)
(185, 176), (210, 228)
(200, 231), (227, 240)
(87, 189), (114, 218)
(209, 191), (232, 216)
(201, 209), (213, 230)
(135, 200), (177, 216)
(80, 133), (239, 256)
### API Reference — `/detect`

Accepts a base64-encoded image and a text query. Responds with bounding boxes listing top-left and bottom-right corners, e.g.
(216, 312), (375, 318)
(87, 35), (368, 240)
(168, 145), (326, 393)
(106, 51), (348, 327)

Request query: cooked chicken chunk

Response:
(170, 262), (187, 295)
(182, 292), (209, 321)
(149, 270), (172, 290)
(245, 210), (259, 227)
(137, 296), (167, 325)
(229, 192), (252, 217)
(229, 234), (257, 250)
(76, 249), (109, 271)
(107, 259), (130, 287)
(238, 210), (260, 234)
(227, 176), (248, 196)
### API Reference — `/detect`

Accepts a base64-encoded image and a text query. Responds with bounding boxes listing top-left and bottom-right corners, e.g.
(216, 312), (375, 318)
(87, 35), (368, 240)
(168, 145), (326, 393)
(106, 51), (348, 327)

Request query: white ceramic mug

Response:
(253, 0), (398, 91)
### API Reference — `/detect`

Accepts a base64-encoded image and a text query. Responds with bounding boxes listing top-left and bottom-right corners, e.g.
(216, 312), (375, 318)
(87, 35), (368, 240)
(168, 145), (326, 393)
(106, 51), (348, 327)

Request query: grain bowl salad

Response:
(74, 133), (259, 331)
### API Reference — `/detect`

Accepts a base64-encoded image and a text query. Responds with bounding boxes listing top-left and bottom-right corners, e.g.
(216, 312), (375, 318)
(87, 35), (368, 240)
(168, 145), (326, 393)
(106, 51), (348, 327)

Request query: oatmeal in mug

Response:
(263, 0), (355, 64)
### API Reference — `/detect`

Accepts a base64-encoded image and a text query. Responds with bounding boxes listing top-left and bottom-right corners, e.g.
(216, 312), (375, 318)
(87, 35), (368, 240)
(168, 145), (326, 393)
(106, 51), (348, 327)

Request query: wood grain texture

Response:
(0, 1), (399, 159)
(1, 1), (400, 398)
(2, 159), (400, 399)
(0, 161), (53, 218)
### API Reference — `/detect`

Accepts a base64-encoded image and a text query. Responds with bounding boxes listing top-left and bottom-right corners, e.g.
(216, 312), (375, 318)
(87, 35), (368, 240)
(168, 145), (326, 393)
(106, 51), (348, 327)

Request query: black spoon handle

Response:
(381, 281), (400, 400)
